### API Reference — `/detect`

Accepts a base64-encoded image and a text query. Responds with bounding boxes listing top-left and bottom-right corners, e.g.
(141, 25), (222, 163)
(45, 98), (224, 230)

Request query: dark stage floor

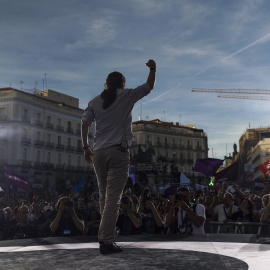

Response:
(0, 234), (269, 270)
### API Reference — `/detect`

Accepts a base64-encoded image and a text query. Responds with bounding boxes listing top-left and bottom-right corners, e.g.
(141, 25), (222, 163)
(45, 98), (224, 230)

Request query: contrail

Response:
(142, 32), (270, 105)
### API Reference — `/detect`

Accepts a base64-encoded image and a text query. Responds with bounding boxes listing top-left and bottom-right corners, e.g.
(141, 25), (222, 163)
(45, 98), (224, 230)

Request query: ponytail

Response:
(101, 71), (125, 109)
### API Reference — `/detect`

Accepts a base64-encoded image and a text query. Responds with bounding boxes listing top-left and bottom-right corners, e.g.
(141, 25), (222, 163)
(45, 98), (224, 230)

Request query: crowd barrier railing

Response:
(205, 221), (270, 235)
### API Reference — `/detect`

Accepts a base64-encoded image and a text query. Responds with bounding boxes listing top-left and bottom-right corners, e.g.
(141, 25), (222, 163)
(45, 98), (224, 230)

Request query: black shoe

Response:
(99, 241), (123, 255)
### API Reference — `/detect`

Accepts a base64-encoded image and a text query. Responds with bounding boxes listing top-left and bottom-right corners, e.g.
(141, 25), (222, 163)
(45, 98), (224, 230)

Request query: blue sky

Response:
(1, 0), (270, 159)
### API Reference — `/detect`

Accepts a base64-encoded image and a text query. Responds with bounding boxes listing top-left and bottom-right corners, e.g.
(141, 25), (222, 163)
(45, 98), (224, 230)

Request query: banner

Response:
(254, 178), (265, 192)
(258, 159), (270, 176)
(4, 168), (29, 191)
(215, 159), (239, 182)
(193, 158), (224, 176)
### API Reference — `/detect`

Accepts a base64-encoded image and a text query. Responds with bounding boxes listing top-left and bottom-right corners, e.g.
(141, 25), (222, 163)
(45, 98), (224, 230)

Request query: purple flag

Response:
(4, 168), (30, 191)
(215, 160), (239, 182)
(194, 158), (224, 176)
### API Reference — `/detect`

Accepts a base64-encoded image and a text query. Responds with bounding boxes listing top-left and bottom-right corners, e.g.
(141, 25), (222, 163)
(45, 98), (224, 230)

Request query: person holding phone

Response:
(50, 197), (85, 237)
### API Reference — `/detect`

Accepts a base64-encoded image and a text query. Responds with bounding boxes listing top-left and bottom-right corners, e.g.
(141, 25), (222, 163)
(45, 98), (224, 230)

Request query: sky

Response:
(1, 0), (270, 159)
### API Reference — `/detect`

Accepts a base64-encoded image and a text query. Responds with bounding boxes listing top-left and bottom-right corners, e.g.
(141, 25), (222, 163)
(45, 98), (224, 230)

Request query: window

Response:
(77, 156), (81, 166)
(36, 151), (41, 162)
(47, 133), (51, 142)
(0, 148), (4, 162)
(23, 109), (28, 118)
(266, 148), (270, 155)
(47, 115), (51, 123)
(22, 128), (28, 138)
(68, 155), (72, 166)
(36, 131), (41, 140)
(58, 118), (62, 125)
(47, 152), (51, 163)
(0, 108), (6, 116)
(0, 127), (5, 137)
(68, 138), (72, 146)
(22, 148), (27, 160)
(77, 139), (82, 147)
(37, 113), (41, 121)
(58, 136), (62, 144)
(57, 154), (62, 164)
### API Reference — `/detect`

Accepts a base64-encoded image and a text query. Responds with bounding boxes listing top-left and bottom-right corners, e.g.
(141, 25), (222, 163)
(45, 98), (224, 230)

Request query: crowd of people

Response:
(0, 181), (270, 241)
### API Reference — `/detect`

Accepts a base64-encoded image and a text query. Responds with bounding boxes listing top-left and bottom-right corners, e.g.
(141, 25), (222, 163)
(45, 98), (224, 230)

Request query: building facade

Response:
(0, 87), (95, 196)
(130, 119), (208, 187)
(247, 138), (270, 180)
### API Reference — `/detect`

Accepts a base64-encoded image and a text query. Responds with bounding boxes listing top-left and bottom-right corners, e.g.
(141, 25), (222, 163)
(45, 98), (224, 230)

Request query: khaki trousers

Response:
(93, 146), (130, 242)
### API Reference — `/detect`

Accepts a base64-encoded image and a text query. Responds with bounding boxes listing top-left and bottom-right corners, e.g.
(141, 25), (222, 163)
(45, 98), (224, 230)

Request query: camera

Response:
(175, 193), (185, 201)
(121, 196), (130, 204)
(142, 187), (152, 202)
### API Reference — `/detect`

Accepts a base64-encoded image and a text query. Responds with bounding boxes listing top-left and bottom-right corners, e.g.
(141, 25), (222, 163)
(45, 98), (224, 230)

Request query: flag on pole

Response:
(4, 168), (29, 191)
(258, 159), (270, 177)
(73, 175), (85, 197)
(180, 172), (190, 186)
(193, 158), (224, 176)
(215, 160), (239, 182)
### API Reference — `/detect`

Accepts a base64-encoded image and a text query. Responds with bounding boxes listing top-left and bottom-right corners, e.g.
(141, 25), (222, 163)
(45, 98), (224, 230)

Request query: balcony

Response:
(179, 159), (186, 164)
(76, 147), (83, 153)
(76, 129), (81, 135)
(0, 137), (7, 142)
(187, 159), (193, 164)
(56, 125), (64, 131)
(56, 144), (65, 150)
(76, 166), (84, 172)
(66, 145), (75, 152)
(156, 142), (162, 147)
(55, 164), (65, 171)
(178, 145), (185, 150)
(22, 116), (30, 123)
(46, 122), (54, 129)
(35, 120), (43, 126)
(172, 143), (177, 148)
(21, 160), (32, 167)
(34, 161), (44, 168)
(66, 165), (74, 171)
(45, 142), (54, 148)
(34, 140), (44, 147)
(44, 163), (54, 169)
(21, 137), (31, 145)
(187, 145), (193, 150)
(164, 143), (170, 148)
(0, 115), (8, 121)
(66, 127), (74, 133)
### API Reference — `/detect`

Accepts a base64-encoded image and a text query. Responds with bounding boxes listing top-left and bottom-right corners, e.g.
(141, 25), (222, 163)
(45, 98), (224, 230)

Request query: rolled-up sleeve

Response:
(81, 100), (95, 126)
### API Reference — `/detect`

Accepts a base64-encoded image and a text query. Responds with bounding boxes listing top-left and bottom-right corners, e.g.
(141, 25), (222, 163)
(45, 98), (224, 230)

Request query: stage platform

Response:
(0, 234), (269, 270)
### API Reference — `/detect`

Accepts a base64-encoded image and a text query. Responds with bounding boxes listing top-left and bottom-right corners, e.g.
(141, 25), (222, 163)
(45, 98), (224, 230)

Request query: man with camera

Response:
(165, 187), (205, 234)
(50, 197), (85, 237)
(117, 196), (141, 235)
(138, 187), (164, 234)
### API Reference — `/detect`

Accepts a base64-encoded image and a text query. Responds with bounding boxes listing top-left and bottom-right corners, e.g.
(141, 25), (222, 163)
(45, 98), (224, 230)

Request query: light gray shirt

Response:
(82, 83), (151, 151)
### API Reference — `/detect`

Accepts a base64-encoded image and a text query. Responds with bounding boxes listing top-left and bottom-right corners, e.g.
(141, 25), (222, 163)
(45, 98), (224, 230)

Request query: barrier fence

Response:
(205, 221), (270, 235)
